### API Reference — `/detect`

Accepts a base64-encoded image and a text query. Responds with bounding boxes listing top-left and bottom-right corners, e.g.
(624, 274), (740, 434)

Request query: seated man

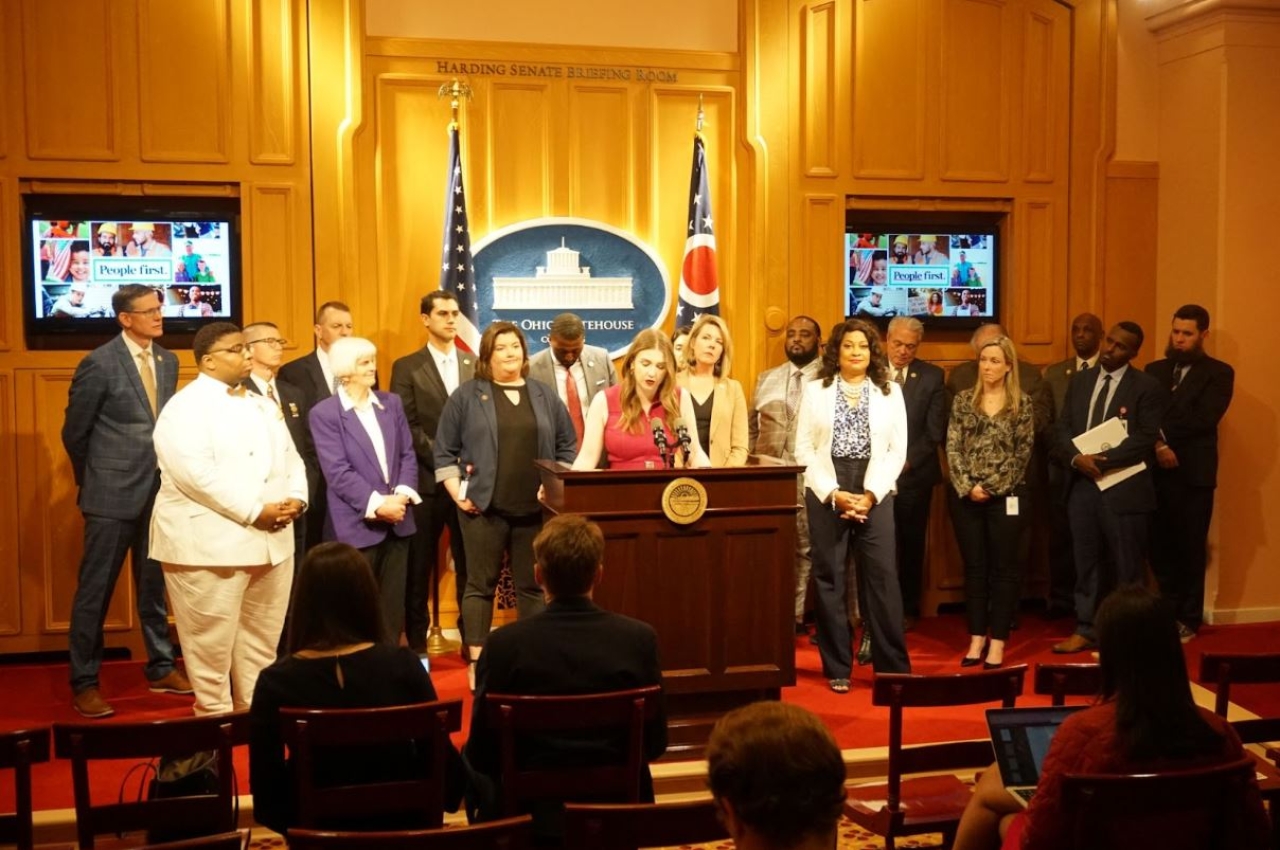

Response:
(464, 514), (667, 825)
(707, 701), (847, 850)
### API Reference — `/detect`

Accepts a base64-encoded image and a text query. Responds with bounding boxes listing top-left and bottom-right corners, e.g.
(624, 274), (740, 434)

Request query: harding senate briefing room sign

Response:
(471, 218), (671, 358)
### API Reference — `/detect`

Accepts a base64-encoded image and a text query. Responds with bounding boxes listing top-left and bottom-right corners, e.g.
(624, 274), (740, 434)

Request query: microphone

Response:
(650, 417), (671, 468)
(671, 417), (693, 462)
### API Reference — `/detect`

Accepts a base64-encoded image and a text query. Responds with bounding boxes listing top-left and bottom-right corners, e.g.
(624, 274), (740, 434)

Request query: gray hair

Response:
(887, 316), (924, 339)
(969, 322), (1006, 352)
(328, 336), (377, 378)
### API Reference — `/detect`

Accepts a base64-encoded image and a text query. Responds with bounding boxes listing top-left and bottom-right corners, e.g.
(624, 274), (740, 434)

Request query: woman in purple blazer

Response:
(309, 336), (420, 645)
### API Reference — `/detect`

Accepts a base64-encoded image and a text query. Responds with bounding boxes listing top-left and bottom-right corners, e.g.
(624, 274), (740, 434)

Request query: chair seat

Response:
(845, 774), (973, 832)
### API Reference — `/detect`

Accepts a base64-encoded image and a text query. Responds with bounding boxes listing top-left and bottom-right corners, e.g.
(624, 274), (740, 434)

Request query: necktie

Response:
(266, 382), (279, 407)
(1089, 373), (1111, 430)
(1079, 360), (1088, 372)
(564, 368), (584, 450)
(895, 367), (907, 386)
(785, 371), (802, 419)
(1172, 363), (1187, 390)
(138, 351), (157, 417)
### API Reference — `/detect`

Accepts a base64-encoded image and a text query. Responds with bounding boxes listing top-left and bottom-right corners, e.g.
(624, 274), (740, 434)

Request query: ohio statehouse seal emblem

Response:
(662, 477), (707, 526)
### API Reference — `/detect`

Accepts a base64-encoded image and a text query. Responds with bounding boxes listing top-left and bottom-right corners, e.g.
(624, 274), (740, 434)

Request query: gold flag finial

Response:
(696, 93), (705, 135)
(437, 79), (473, 130)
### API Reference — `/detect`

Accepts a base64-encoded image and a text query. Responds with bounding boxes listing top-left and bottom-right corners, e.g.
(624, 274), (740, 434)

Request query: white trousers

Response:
(162, 559), (292, 715)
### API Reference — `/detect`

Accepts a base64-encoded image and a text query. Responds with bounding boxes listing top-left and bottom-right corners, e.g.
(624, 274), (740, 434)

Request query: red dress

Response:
(602, 385), (679, 470)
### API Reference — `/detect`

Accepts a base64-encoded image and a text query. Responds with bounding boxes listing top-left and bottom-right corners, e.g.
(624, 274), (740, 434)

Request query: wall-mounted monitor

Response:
(22, 193), (243, 349)
(845, 209), (1004, 330)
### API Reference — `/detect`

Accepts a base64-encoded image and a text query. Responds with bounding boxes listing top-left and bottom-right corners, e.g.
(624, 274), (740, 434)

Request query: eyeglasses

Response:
(205, 344), (247, 357)
(247, 337), (288, 349)
(124, 307), (163, 318)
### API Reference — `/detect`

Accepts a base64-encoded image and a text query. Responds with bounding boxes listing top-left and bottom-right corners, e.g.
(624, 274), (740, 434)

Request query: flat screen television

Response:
(844, 210), (1003, 329)
(22, 193), (243, 349)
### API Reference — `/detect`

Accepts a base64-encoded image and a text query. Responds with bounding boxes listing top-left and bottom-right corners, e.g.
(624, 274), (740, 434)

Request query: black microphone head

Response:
(651, 417), (664, 434)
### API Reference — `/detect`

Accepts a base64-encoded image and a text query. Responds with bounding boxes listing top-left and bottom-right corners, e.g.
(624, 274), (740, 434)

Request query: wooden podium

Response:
(536, 457), (801, 757)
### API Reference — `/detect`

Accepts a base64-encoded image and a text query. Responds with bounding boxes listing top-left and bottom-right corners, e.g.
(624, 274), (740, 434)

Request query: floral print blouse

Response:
(946, 389), (1034, 497)
(831, 378), (872, 459)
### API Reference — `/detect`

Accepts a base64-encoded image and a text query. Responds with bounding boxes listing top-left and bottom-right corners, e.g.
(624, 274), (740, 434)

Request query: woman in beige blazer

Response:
(676, 314), (749, 466)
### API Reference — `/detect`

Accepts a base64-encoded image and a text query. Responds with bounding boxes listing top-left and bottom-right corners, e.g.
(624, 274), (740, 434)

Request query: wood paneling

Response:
(0, 176), (11, 352)
(802, 194), (840, 312)
(939, 0), (1011, 182)
(801, 2), (839, 177)
(21, 0), (119, 161)
(137, 0), (231, 163)
(0, 372), (19, 635)
(247, 184), (301, 339)
(1022, 8), (1064, 183)
(852, 0), (928, 180)
(248, 0), (298, 165)
(487, 84), (554, 225)
(568, 86), (634, 225)
(1018, 198), (1057, 344)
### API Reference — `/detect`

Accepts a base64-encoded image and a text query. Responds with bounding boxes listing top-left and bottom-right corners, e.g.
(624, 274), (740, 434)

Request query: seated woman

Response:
(249, 542), (464, 835)
(953, 584), (1270, 850)
(677, 315), (749, 466)
(572, 329), (708, 470)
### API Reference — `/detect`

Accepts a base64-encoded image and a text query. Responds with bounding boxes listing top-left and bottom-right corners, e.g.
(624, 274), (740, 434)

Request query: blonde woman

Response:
(946, 335), (1034, 669)
(676, 314), (749, 466)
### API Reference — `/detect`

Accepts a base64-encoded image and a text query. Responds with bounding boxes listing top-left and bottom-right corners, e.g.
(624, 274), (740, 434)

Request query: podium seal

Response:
(661, 477), (707, 525)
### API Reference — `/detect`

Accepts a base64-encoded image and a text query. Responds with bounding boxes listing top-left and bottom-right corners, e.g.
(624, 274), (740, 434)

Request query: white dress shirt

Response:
(337, 387), (422, 519)
(428, 342), (461, 396)
(316, 346), (336, 395)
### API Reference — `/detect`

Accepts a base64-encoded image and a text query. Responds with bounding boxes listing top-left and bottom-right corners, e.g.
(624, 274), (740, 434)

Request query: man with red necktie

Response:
(527, 313), (618, 465)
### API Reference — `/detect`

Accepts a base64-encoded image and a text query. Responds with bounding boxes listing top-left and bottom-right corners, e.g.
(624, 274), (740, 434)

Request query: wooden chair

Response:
(1199, 652), (1280, 718)
(287, 815), (534, 850)
(0, 727), (51, 850)
(1061, 756), (1258, 850)
(53, 711), (249, 850)
(562, 799), (727, 850)
(1033, 662), (1102, 706)
(138, 829), (249, 849)
(280, 700), (463, 831)
(844, 665), (1027, 850)
(484, 686), (662, 818)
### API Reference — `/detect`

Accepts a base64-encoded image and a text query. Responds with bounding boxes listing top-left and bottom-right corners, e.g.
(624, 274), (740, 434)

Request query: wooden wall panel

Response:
(939, 0), (1011, 182)
(568, 86), (634, 226)
(248, 0), (298, 165)
(21, 0), (119, 161)
(0, 176), (11, 352)
(801, 2), (838, 177)
(0, 372), (18, 635)
(247, 184), (301, 339)
(137, 0), (231, 163)
(486, 84), (554, 225)
(1022, 7), (1065, 183)
(802, 195), (840, 315)
(1017, 199), (1057, 344)
(852, 0), (927, 180)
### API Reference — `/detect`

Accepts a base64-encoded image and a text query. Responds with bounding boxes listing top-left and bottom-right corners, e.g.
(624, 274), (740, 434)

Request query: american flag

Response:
(676, 133), (720, 322)
(439, 124), (482, 352)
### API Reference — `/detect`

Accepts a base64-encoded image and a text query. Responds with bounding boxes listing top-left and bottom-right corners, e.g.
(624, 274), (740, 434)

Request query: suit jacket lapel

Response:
(308, 352), (329, 399)
(1106, 370), (1135, 420)
(418, 349), (447, 401)
(477, 381), (499, 453)
(113, 337), (155, 420)
(340, 402), (386, 483)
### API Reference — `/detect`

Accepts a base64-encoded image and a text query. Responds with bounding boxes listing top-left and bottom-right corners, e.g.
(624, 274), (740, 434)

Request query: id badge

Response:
(1006, 496), (1020, 516)
(457, 479), (469, 501)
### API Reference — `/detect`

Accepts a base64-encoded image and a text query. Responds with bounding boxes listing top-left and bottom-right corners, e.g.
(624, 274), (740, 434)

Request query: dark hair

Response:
(1097, 585), (1221, 760)
(69, 239), (91, 256)
(420, 290), (458, 315)
(315, 300), (351, 324)
(288, 542), (386, 651)
(192, 322), (240, 361)
(819, 318), (891, 394)
(1116, 320), (1145, 351)
(707, 701), (845, 847)
(112, 283), (160, 317)
(475, 321), (529, 381)
(549, 312), (585, 341)
(790, 315), (822, 340)
(671, 324), (693, 343)
(533, 514), (604, 597)
(1173, 304), (1210, 332)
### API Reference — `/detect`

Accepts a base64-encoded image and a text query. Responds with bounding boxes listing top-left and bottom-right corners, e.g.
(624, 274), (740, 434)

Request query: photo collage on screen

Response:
(34, 219), (230, 319)
(846, 232), (994, 320)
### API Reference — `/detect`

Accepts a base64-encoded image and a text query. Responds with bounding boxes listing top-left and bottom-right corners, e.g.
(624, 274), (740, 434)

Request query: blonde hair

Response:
(617, 330), (681, 434)
(970, 335), (1022, 416)
(685, 314), (734, 379)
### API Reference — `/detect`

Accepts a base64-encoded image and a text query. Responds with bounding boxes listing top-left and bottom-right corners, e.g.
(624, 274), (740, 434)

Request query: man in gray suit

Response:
(527, 313), (618, 459)
(62, 284), (191, 718)
(391, 290), (475, 652)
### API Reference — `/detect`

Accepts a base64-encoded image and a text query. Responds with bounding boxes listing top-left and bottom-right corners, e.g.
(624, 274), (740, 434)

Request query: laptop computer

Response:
(986, 706), (1085, 807)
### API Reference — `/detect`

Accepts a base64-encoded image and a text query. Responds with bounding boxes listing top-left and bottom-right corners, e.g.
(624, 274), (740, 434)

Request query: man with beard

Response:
(1144, 305), (1234, 641)
(749, 316), (823, 632)
(124, 223), (172, 258)
(912, 234), (948, 265)
(891, 234), (911, 264)
(94, 223), (121, 257)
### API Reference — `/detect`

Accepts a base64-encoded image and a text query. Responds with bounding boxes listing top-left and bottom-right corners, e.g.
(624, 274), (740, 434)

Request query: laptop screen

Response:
(987, 706), (1085, 787)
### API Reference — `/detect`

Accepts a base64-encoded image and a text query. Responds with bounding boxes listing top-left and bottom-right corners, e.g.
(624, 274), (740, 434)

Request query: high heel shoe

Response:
(983, 659), (1004, 670)
(961, 640), (988, 667)
(855, 630), (873, 666)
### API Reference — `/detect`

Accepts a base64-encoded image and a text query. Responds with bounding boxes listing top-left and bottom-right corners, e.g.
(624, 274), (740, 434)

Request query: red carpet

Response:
(4, 613), (1280, 813)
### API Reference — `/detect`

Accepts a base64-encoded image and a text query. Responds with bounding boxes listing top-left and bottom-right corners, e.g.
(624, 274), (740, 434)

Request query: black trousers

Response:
(458, 511), (544, 648)
(1150, 470), (1215, 630)
(1067, 482), (1149, 639)
(405, 480), (468, 646)
(893, 482), (933, 618)
(950, 488), (1028, 641)
(358, 535), (411, 646)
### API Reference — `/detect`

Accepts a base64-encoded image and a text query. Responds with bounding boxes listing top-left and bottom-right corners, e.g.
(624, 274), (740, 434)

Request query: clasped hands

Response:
(253, 498), (305, 532)
(832, 489), (875, 522)
(374, 493), (412, 524)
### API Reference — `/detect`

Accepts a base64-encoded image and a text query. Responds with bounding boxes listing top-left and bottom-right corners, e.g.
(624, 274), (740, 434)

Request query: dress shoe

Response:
(73, 687), (114, 719)
(855, 631), (872, 666)
(1052, 634), (1097, 654)
(149, 669), (194, 695)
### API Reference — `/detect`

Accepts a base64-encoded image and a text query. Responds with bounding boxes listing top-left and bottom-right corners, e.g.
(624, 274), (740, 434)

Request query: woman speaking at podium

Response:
(572, 329), (708, 471)
(795, 318), (910, 693)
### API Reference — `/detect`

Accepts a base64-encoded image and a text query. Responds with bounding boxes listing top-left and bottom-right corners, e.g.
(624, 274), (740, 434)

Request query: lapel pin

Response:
(288, 402), (299, 418)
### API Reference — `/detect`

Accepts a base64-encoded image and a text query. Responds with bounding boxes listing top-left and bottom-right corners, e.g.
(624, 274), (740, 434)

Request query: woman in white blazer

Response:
(795, 318), (911, 692)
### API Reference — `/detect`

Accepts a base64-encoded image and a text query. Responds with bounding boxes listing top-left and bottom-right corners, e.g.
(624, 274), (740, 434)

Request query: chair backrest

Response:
(287, 815), (534, 850)
(53, 711), (249, 850)
(1061, 756), (1256, 850)
(280, 700), (463, 830)
(1033, 662), (1102, 706)
(1198, 652), (1280, 717)
(562, 799), (727, 850)
(0, 727), (51, 850)
(138, 829), (249, 849)
(484, 686), (662, 816)
(872, 665), (1027, 810)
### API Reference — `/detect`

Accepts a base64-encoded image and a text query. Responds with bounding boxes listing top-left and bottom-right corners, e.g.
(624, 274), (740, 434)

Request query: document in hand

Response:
(1071, 417), (1145, 491)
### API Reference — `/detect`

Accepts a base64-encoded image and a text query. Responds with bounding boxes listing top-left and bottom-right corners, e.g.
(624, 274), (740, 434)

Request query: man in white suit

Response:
(151, 322), (308, 715)
(527, 312), (618, 457)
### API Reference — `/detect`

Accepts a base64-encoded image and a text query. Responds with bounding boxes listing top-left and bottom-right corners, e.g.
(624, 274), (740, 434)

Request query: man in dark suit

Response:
(1052, 321), (1168, 653)
(465, 514), (667, 825)
(1041, 313), (1103, 619)
(885, 317), (946, 628)
(390, 290), (474, 652)
(1145, 304), (1234, 640)
(61, 284), (191, 718)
